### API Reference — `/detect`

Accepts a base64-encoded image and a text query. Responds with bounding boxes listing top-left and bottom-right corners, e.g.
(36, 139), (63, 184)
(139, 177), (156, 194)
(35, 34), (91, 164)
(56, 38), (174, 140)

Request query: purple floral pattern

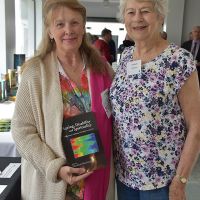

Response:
(110, 43), (196, 190)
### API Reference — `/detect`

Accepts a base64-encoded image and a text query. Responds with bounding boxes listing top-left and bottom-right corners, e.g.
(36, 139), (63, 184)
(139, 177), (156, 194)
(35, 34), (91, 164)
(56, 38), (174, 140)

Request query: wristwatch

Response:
(176, 174), (187, 184)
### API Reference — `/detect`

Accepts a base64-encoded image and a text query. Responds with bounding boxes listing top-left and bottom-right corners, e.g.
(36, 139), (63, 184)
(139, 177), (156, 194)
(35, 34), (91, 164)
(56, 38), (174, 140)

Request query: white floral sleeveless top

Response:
(110, 43), (196, 190)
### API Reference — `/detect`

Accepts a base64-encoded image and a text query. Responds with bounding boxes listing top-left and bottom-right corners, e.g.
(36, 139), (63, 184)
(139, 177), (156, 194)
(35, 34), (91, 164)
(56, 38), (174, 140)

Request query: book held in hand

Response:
(62, 112), (106, 172)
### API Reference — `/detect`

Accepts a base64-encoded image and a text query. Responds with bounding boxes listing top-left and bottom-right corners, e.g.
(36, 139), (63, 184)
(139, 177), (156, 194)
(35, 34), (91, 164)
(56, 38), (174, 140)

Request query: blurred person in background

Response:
(117, 33), (135, 54)
(182, 26), (200, 86)
(109, 39), (117, 64)
(94, 28), (113, 64)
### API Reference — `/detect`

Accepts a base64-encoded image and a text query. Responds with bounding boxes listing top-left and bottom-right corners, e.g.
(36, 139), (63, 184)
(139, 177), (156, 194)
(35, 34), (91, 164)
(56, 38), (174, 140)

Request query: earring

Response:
(50, 38), (54, 43)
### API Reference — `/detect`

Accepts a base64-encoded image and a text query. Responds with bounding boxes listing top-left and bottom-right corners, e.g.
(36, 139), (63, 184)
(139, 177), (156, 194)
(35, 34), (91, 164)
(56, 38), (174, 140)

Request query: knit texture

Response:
(11, 51), (114, 200)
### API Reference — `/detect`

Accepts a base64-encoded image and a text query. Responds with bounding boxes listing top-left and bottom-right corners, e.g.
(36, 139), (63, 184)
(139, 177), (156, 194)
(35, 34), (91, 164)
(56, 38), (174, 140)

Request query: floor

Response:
(186, 157), (200, 200)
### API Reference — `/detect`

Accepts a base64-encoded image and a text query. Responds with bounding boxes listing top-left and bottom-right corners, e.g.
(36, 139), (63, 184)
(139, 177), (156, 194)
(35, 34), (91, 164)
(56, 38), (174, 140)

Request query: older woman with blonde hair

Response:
(11, 0), (114, 199)
(110, 0), (200, 199)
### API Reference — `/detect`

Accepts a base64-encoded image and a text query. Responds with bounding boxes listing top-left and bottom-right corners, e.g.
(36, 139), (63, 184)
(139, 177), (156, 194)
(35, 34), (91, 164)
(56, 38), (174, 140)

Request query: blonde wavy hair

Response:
(22, 0), (106, 73)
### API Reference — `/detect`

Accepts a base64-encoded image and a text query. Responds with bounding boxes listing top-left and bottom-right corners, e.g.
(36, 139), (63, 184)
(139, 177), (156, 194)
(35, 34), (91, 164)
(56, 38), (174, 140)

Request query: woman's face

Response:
(124, 0), (163, 42)
(49, 6), (85, 54)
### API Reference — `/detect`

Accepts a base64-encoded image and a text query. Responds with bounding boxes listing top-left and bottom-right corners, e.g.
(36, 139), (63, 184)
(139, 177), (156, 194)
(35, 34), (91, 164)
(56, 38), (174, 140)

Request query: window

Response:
(15, 0), (35, 59)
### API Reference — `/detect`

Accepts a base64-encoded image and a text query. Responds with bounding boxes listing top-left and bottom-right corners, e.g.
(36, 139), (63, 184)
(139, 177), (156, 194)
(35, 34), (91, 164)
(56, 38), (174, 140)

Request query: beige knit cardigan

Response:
(11, 52), (115, 200)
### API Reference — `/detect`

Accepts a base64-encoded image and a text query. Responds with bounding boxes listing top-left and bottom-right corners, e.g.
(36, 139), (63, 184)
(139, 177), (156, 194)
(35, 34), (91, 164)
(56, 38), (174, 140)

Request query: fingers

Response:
(73, 171), (93, 184)
(66, 167), (85, 175)
(68, 171), (93, 185)
(64, 166), (93, 185)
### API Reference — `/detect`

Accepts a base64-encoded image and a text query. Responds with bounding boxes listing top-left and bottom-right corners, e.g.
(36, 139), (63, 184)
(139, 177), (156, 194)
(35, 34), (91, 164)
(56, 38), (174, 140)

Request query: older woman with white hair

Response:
(110, 0), (200, 199)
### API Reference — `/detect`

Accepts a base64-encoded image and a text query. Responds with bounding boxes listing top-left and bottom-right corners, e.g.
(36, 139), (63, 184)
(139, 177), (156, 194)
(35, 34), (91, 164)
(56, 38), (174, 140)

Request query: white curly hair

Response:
(118, 0), (168, 22)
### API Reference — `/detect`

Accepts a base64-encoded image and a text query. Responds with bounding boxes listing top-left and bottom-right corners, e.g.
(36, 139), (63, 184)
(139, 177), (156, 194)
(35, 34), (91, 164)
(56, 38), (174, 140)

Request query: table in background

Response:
(0, 132), (20, 157)
(0, 157), (21, 200)
(0, 101), (15, 119)
(0, 101), (19, 157)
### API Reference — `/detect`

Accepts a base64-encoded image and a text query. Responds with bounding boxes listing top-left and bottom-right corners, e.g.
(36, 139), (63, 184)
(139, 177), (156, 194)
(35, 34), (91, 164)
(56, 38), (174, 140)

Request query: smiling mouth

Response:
(133, 26), (147, 30)
(63, 37), (76, 41)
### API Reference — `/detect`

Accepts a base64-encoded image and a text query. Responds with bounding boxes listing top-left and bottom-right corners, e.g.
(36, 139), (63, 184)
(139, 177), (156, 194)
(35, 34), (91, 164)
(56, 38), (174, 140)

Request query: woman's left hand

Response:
(58, 165), (93, 185)
(169, 177), (186, 200)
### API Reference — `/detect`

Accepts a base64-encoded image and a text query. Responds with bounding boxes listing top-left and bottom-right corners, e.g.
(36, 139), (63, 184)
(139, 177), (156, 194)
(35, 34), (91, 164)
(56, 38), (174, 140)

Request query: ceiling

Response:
(80, 0), (120, 19)
(80, 0), (119, 2)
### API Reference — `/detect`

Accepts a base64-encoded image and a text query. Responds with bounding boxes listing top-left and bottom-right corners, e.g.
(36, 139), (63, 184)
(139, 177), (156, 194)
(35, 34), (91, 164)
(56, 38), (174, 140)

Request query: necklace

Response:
(59, 56), (90, 113)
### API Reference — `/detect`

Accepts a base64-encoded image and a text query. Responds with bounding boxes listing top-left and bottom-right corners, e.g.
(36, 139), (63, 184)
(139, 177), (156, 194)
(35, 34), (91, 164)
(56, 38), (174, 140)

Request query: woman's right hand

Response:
(169, 177), (186, 200)
(58, 165), (93, 185)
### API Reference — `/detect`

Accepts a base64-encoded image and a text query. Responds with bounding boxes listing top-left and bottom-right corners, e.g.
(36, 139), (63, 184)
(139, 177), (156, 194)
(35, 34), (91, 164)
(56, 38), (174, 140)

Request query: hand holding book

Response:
(58, 165), (93, 185)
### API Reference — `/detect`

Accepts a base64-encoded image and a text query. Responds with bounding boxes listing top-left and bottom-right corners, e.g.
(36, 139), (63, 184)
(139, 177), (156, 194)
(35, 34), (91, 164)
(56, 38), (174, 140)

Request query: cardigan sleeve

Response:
(11, 64), (66, 183)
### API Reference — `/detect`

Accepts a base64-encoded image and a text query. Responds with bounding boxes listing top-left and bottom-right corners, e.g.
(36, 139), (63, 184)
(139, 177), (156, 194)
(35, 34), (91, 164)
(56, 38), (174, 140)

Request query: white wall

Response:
(82, 1), (119, 19)
(5, 0), (15, 70)
(27, 0), (35, 57)
(0, 0), (40, 74)
(0, 0), (6, 75)
(166, 0), (185, 46)
(0, 0), (15, 74)
(167, 0), (200, 45)
(182, 0), (200, 43)
(35, 0), (43, 49)
(16, 0), (35, 58)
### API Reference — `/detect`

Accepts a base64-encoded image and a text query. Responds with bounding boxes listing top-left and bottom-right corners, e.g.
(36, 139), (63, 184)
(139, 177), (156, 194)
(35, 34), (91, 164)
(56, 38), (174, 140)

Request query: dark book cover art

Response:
(62, 112), (106, 172)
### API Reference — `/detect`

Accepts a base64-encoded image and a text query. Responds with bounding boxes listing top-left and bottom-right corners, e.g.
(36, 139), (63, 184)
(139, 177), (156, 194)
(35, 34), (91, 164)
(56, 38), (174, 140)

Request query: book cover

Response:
(62, 112), (106, 172)
(0, 119), (11, 132)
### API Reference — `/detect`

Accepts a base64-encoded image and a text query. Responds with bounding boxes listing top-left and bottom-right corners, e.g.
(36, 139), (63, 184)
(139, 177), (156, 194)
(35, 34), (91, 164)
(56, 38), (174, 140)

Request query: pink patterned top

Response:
(59, 64), (91, 200)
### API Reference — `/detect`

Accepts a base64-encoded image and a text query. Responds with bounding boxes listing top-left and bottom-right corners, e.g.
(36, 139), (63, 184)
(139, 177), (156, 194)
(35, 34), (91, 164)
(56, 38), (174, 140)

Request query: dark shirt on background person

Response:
(117, 39), (135, 54)
(109, 39), (117, 63)
(117, 33), (135, 55)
